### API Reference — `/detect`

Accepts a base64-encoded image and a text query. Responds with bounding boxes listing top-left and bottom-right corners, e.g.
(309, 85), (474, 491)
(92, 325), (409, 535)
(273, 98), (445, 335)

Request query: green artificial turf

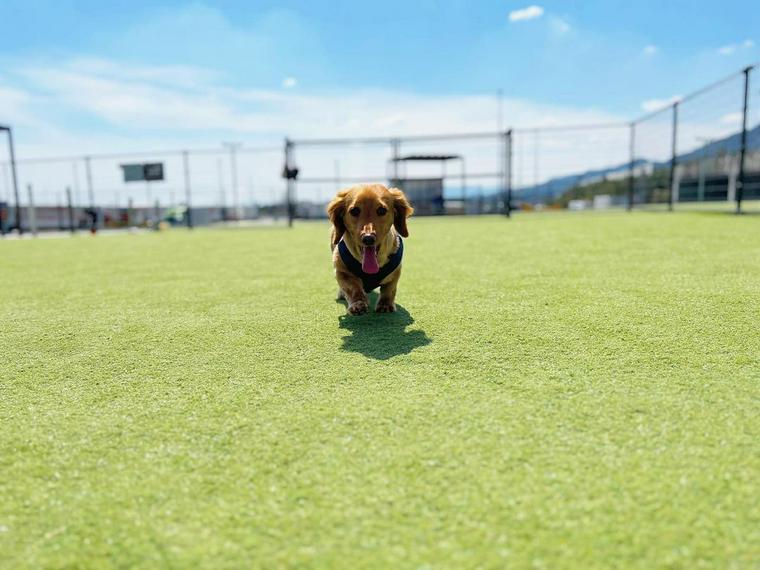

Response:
(1, 212), (758, 568)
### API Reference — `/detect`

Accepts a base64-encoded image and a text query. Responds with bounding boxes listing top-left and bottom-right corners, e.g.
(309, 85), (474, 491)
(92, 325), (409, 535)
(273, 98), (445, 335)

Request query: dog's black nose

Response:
(361, 234), (376, 246)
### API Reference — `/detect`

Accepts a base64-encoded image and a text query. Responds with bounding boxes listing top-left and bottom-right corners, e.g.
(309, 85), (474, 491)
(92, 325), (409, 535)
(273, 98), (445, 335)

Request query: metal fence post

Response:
(504, 129), (513, 217)
(0, 164), (5, 236)
(628, 122), (636, 211)
(223, 142), (241, 219)
(391, 138), (400, 182)
(57, 194), (64, 230)
(65, 186), (75, 233)
(1, 126), (23, 234)
(182, 150), (193, 228)
(736, 65), (753, 214)
(284, 138), (295, 228)
(26, 184), (37, 237)
(85, 156), (94, 206)
(216, 157), (227, 222)
(668, 102), (679, 211)
(460, 157), (467, 213)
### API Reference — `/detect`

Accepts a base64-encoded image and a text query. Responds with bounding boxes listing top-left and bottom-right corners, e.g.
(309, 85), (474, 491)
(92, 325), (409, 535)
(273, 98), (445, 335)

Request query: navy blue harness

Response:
(338, 236), (404, 292)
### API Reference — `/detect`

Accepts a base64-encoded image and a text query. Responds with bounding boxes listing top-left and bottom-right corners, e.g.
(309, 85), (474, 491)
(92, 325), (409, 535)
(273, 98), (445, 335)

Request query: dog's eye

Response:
(377, 207), (387, 216)
(349, 207), (360, 217)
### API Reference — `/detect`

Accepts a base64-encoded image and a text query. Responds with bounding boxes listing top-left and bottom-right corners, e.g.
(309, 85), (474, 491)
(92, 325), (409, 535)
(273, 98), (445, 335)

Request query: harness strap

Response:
(338, 236), (404, 292)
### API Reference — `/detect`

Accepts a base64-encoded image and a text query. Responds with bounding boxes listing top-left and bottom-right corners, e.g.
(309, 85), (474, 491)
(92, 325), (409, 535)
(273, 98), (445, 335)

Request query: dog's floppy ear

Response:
(327, 189), (350, 245)
(389, 188), (413, 237)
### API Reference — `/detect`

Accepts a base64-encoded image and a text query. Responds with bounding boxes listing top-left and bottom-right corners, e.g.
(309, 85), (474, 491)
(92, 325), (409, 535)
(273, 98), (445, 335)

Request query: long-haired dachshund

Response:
(328, 183), (413, 315)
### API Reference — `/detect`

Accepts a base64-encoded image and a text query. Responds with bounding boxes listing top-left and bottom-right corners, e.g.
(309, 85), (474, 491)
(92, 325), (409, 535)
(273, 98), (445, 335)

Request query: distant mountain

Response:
(514, 123), (760, 204)
(677, 123), (760, 164)
(514, 160), (649, 203)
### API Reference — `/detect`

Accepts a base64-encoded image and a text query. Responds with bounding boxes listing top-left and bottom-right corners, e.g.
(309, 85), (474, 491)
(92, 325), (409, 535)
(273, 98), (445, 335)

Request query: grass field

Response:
(1, 212), (759, 568)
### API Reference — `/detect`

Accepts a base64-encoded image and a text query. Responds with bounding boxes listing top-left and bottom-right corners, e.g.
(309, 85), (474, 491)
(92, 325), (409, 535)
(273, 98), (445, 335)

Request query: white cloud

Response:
(282, 77), (297, 88)
(721, 112), (742, 125)
(509, 5), (544, 22)
(641, 95), (681, 113)
(110, 3), (329, 86)
(4, 57), (632, 203)
(22, 67), (240, 132)
(642, 45), (658, 56)
(63, 57), (219, 87)
(549, 18), (571, 34)
(0, 83), (44, 129)
(718, 40), (753, 56)
(17, 58), (623, 138)
(0, 85), (30, 119)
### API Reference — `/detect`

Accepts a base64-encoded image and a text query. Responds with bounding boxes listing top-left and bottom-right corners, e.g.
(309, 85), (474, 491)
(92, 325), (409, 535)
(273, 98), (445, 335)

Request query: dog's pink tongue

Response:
(362, 247), (379, 274)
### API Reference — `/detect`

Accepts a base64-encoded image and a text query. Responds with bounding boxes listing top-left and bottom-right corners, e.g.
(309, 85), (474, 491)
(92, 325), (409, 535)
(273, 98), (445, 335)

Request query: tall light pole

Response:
(222, 142), (242, 219)
(0, 125), (22, 234)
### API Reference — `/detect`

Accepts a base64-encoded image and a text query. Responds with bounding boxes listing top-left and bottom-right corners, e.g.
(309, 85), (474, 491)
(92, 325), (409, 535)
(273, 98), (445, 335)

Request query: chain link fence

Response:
(1, 146), (285, 233)
(2, 64), (758, 235)
(629, 68), (757, 212)
(286, 65), (757, 218)
(510, 124), (631, 210)
(288, 133), (510, 218)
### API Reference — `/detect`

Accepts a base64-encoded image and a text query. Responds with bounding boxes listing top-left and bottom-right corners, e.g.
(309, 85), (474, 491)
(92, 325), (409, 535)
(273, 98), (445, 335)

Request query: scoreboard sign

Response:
(120, 163), (165, 182)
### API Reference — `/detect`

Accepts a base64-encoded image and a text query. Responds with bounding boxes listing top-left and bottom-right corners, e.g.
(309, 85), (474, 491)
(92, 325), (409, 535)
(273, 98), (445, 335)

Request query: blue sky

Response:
(0, 1), (758, 203)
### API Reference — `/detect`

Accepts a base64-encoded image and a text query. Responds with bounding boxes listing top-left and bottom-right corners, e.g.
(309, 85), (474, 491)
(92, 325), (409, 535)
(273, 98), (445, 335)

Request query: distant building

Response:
(593, 194), (612, 209)
(568, 199), (591, 211)
(388, 177), (445, 215)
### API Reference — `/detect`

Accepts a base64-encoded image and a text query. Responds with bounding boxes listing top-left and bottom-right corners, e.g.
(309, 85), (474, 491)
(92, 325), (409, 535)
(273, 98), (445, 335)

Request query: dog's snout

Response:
(361, 234), (376, 246)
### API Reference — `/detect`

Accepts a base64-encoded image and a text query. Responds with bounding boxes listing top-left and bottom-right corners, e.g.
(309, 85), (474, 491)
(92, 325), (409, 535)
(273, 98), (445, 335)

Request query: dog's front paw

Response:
(348, 300), (368, 315)
(375, 299), (396, 313)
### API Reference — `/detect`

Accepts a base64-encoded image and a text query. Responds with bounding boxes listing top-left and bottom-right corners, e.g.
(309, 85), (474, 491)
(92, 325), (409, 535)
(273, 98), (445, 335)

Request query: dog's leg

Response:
(336, 288), (346, 301)
(376, 270), (400, 313)
(336, 271), (368, 315)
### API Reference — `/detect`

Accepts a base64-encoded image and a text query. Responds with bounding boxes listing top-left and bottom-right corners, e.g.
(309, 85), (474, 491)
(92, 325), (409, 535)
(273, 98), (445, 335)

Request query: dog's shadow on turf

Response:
(337, 292), (431, 360)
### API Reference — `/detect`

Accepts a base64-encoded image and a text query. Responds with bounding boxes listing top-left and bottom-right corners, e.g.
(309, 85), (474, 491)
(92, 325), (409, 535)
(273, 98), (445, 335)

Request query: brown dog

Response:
(328, 183), (413, 315)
